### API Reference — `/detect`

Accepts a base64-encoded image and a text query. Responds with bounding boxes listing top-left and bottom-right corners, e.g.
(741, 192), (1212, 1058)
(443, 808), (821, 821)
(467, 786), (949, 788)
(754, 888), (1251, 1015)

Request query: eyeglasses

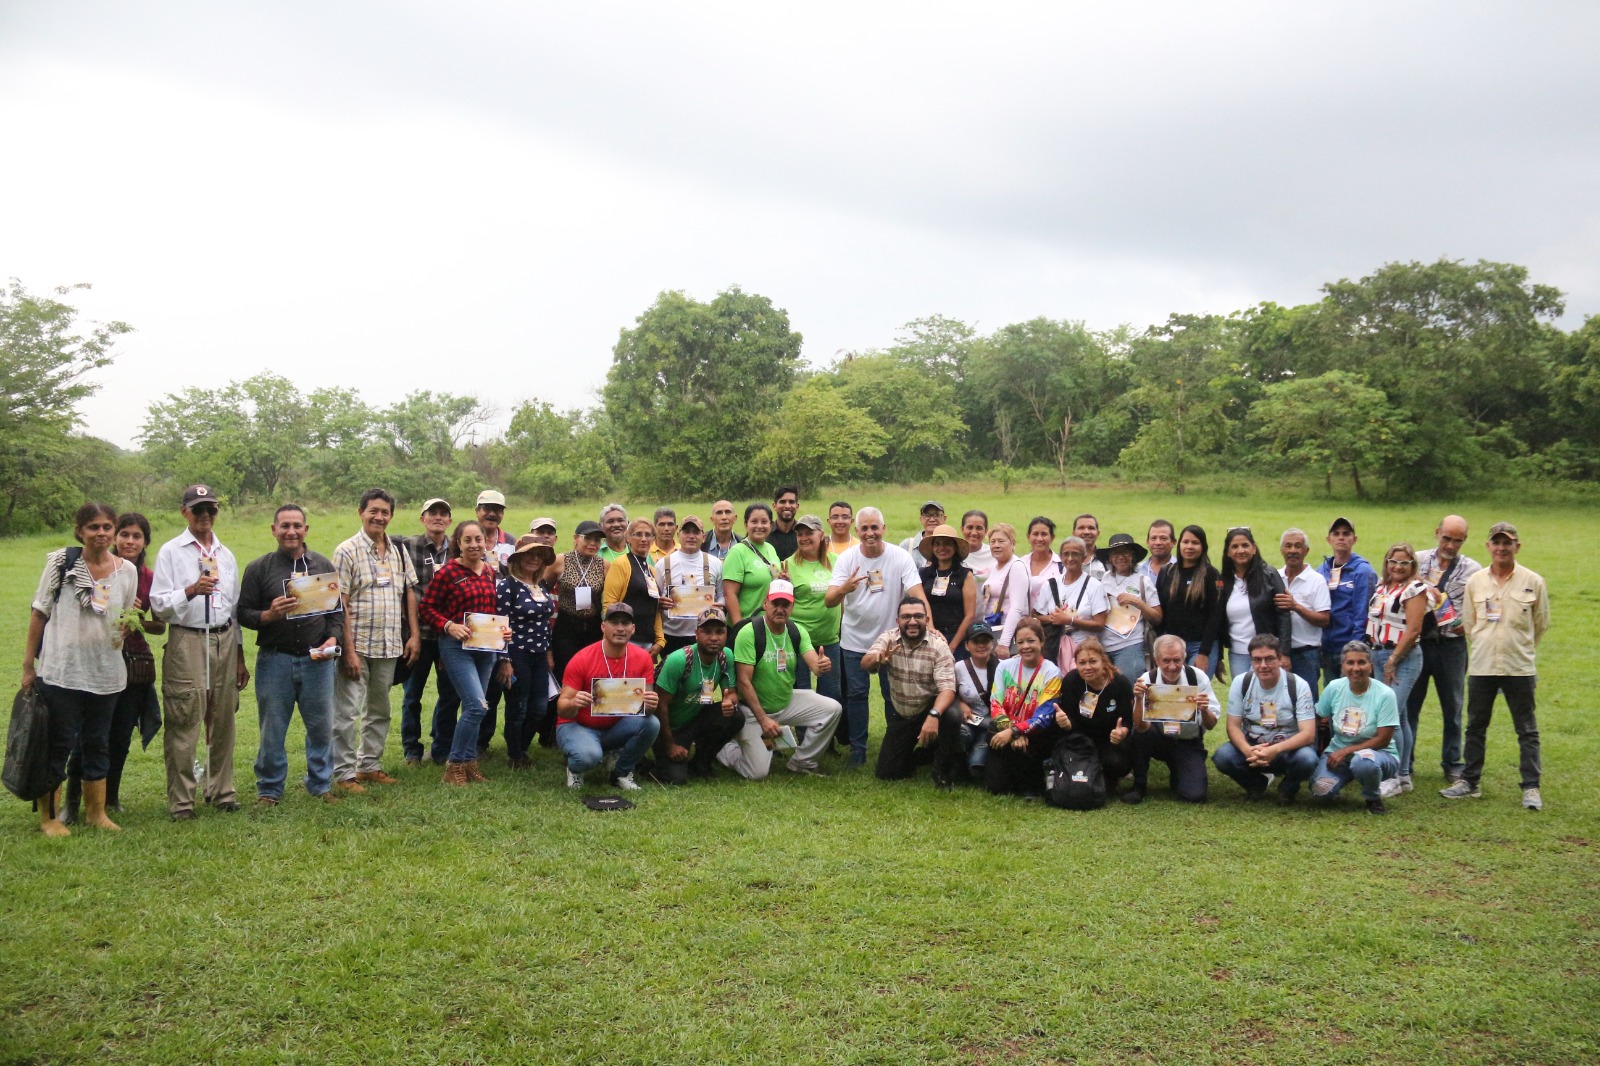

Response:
(190, 505), (218, 516)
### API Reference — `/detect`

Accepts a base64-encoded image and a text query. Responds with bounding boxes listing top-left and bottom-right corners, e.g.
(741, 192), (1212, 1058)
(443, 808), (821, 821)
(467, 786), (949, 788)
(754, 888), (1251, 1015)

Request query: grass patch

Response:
(2, 483), (1597, 1064)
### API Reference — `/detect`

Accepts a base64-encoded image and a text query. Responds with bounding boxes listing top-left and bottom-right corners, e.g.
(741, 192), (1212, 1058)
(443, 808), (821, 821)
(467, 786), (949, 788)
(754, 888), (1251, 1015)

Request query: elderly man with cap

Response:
(1126, 633), (1223, 804)
(651, 605), (745, 784)
(554, 601), (659, 790)
(237, 504), (343, 807)
(1410, 515), (1481, 785)
(598, 503), (630, 563)
(1097, 532), (1162, 678)
(1442, 521), (1550, 809)
(399, 497), (459, 766)
(719, 579), (842, 779)
(1275, 527), (1332, 698)
(654, 513), (723, 656)
(899, 500), (946, 554)
(1317, 516), (1377, 690)
(475, 489), (515, 570)
(149, 484), (250, 819)
(862, 594), (961, 789)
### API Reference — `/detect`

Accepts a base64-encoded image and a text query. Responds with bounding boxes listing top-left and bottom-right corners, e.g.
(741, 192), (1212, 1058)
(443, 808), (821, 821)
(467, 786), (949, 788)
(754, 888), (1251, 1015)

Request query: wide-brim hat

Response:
(1095, 533), (1148, 566)
(918, 524), (969, 563)
(510, 535), (556, 566)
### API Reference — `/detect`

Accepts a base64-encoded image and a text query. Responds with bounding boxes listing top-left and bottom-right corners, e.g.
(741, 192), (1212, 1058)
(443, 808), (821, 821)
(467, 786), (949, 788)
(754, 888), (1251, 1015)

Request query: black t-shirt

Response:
(767, 525), (799, 561)
(920, 564), (970, 645)
(1055, 671), (1133, 743)
(1156, 562), (1218, 642)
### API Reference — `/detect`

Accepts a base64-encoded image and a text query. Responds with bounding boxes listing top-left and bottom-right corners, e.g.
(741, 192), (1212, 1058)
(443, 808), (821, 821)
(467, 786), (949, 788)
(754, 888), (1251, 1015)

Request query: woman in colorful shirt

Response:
(983, 619), (1063, 796)
(1365, 543), (1429, 793)
(418, 520), (510, 786)
(496, 536), (556, 770)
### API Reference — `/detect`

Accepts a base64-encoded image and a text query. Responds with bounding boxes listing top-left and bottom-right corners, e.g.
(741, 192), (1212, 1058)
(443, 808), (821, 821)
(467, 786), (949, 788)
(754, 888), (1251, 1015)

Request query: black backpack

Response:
(1045, 732), (1106, 810)
(731, 616), (803, 663)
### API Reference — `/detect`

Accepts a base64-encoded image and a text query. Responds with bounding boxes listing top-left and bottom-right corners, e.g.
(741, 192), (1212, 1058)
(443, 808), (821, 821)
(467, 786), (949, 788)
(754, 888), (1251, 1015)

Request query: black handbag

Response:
(4, 682), (53, 801)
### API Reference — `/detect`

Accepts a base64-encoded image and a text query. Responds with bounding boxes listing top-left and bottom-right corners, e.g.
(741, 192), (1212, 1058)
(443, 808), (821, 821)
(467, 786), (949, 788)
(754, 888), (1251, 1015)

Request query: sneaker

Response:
(846, 753), (867, 769)
(1440, 779), (1481, 799)
(403, 755), (422, 767)
(1120, 786), (1145, 806)
(1522, 787), (1543, 811)
(1400, 774), (1414, 794)
(1379, 777), (1401, 799)
(565, 769), (583, 789)
(931, 772), (953, 792)
(612, 773), (641, 791)
(787, 761), (830, 779)
(1275, 791), (1296, 808)
(214, 800), (241, 813)
(1365, 798), (1389, 815)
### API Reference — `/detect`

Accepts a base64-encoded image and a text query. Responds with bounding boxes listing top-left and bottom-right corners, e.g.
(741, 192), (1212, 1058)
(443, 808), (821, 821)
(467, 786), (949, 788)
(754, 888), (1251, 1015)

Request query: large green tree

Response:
(602, 287), (802, 496)
(830, 352), (967, 482)
(1250, 371), (1407, 497)
(1117, 314), (1240, 494)
(497, 400), (616, 503)
(139, 372), (318, 502)
(754, 376), (887, 492)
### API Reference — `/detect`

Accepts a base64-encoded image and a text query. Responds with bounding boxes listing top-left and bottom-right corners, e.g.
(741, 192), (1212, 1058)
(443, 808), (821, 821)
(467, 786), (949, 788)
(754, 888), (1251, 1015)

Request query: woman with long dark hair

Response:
(1198, 527), (1292, 680)
(721, 503), (781, 624)
(1157, 525), (1221, 671)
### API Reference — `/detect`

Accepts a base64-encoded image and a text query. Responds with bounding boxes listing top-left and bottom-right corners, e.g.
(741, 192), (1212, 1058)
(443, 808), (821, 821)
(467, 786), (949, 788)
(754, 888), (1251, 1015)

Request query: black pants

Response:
(1463, 675), (1540, 789)
(654, 702), (746, 785)
(42, 683), (119, 787)
(662, 633), (696, 656)
(1131, 730), (1209, 802)
(984, 734), (1048, 795)
(876, 707), (963, 782)
(67, 681), (155, 805)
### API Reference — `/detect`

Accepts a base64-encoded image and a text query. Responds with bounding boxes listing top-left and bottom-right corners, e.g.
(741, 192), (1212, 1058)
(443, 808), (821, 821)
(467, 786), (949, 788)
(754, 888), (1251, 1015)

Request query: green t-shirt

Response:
(599, 544), (627, 564)
(733, 618), (815, 714)
(787, 553), (841, 646)
(1315, 678), (1400, 757)
(654, 645), (736, 729)
(723, 540), (780, 618)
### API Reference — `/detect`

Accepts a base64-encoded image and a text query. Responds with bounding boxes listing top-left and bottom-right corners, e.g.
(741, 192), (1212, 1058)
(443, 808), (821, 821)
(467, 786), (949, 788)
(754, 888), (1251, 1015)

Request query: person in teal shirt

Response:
(1312, 640), (1401, 814)
(786, 515), (842, 704)
(651, 606), (744, 785)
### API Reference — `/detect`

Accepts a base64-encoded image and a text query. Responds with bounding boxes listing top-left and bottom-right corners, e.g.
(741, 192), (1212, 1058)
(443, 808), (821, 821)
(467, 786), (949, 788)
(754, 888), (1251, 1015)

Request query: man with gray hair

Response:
(1275, 527), (1331, 696)
(598, 503), (629, 563)
(827, 506), (929, 767)
(1126, 634), (1221, 804)
(1409, 515), (1480, 784)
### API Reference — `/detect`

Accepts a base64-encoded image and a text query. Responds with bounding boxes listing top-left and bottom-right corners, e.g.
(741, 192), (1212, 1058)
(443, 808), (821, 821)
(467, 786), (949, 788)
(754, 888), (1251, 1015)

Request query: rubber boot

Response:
(83, 779), (122, 831)
(105, 758), (125, 813)
(39, 788), (70, 838)
(60, 773), (82, 827)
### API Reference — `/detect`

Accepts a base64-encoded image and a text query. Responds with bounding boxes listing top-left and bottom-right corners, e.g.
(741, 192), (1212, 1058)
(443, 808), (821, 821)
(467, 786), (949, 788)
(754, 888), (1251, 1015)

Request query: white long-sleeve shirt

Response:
(150, 529), (241, 630)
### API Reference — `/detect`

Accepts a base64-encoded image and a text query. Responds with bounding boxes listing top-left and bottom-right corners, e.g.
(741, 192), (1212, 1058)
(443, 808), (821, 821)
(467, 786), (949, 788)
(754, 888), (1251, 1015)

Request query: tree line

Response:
(3, 258), (1597, 533)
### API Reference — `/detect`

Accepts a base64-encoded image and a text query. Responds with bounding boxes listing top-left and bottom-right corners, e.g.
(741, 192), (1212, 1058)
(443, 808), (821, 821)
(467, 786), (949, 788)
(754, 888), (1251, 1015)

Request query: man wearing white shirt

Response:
(827, 507), (930, 767)
(654, 515), (724, 655)
(1127, 634), (1221, 804)
(1138, 520), (1175, 583)
(149, 484), (250, 820)
(1275, 527), (1332, 697)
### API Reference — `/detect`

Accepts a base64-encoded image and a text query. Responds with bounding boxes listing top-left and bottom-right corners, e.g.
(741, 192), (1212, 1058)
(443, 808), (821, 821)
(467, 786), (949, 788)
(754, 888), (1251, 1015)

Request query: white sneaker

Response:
(1522, 787), (1543, 811)
(1379, 777), (1401, 799)
(565, 769), (583, 789)
(1440, 779), (1481, 799)
(613, 773), (641, 791)
(1399, 774), (1414, 793)
(602, 750), (620, 775)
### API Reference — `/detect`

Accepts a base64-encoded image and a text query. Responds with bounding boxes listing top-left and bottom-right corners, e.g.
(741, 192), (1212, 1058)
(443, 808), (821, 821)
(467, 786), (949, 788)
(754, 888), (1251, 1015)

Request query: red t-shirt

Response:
(560, 640), (656, 730)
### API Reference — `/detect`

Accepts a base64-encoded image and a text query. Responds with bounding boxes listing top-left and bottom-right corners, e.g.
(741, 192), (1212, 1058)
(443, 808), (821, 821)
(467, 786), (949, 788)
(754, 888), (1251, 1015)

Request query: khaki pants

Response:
(161, 626), (240, 813)
(331, 654), (398, 780)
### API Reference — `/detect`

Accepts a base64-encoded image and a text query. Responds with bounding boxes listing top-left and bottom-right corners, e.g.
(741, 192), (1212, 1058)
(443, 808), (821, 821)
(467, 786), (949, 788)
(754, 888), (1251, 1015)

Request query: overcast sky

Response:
(5, 1), (1597, 447)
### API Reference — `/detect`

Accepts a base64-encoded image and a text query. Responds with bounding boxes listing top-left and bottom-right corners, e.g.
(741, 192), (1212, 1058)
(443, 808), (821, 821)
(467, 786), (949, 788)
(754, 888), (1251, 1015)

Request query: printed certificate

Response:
(590, 678), (648, 716)
(668, 583), (717, 619)
(283, 573), (342, 618)
(462, 612), (509, 652)
(1144, 683), (1200, 723)
(1106, 602), (1141, 636)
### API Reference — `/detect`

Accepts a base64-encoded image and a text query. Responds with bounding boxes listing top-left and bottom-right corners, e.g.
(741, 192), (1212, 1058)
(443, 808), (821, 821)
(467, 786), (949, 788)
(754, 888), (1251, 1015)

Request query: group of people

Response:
(19, 484), (1551, 834)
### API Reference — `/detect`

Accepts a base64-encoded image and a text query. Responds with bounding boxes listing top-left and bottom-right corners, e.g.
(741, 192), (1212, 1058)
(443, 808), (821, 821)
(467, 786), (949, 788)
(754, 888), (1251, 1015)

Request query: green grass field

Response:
(2, 481), (1596, 1065)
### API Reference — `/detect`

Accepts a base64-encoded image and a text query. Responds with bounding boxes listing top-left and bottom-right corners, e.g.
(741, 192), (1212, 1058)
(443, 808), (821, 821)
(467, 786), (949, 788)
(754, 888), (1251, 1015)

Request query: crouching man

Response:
(1126, 633), (1221, 805)
(651, 606), (745, 785)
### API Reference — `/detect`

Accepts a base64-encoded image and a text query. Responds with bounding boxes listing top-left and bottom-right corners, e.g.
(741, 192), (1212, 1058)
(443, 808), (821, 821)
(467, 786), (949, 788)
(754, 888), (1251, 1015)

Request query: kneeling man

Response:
(1127, 633), (1221, 804)
(652, 606), (745, 784)
(1213, 634), (1318, 805)
(865, 595), (962, 789)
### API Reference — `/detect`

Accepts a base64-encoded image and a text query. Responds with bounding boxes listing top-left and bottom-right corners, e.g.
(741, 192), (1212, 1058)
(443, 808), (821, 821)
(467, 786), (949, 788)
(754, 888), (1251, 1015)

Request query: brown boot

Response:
(39, 787), (70, 838)
(441, 761), (469, 787)
(83, 779), (122, 831)
(464, 760), (489, 783)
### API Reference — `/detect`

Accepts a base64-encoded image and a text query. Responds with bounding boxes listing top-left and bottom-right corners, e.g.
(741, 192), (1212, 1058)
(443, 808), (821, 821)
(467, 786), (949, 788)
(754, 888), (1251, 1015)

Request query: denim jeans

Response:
(1408, 638), (1468, 779)
(1288, 647), (1322, 701)
(1212, 740), (1318, 797)
(1184, 639), (1221, 679)
(1108, 643), (1147, 680)
(499, 646), (549, 760)
(840, 648), (896, 760)
(558, 715), (660, 776)
(252, 648), (335, 798)
(401, 637), (459, 762)
(438, 636), (497, 763)
(794, 641), (843, 704)
(1369, 646), (1421, 775)
(1311, 748), (1399, 801)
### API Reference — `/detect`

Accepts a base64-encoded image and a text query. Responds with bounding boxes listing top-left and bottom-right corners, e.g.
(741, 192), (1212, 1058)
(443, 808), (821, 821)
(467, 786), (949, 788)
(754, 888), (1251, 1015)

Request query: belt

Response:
(260, 645), (318, 658)
(1293, 645), (1320, 652)
(170, 622), (234, 634)
(1376, 641), (1398, 650)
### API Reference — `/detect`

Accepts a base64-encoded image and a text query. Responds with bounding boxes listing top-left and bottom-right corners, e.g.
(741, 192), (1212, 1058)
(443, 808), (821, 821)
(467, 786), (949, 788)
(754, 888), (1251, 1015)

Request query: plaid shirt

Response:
(334, 530), (417, 658)
(866, 627), (956, 718)
(402, 533), (454, 639)
(419, 560), (499, 635)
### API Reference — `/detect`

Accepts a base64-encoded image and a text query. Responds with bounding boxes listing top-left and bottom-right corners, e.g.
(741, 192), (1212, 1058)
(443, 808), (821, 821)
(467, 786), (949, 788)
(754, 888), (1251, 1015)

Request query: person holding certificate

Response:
(1126, 634), (1223, 805)
(1211, 634), (1318, 805)
(654, 515), (723, 656)
(1097, 533), (1162, 679)
(418, 520), (510, 787)
(555, 603), (660, 791)
(602, 518), (666, 659)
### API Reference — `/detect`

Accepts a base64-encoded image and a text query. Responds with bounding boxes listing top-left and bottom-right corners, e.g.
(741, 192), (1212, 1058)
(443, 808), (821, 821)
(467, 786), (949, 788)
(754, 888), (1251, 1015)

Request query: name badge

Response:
(1079, 693), (1097, 718)
(1326, 566), (1343, 590)
(495, 543), (514, 564)
(645, 573), (660, 598)
(575, 586), (593, 612)
(699, 677), (716, 705)
(1338, 706), (1363, 737)
(1259, 700), (1278, 728)
(374, 561), (393, 588)
(1485, 598), (1502, 623)
(1162, 721), (1180, 735)
(932, 575), (950, 597)
(90, 579), (112, 615)
(867, 570), (885, 594)
(775, 646), (788, 673)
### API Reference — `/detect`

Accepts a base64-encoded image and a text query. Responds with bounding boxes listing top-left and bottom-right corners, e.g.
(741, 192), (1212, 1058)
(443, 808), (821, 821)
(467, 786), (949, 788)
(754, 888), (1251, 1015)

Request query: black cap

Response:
(182, 484), (217, 509)
(604, 602), (635, 621)
(575, 520), (604, 537)
(966, 621), (996, 641)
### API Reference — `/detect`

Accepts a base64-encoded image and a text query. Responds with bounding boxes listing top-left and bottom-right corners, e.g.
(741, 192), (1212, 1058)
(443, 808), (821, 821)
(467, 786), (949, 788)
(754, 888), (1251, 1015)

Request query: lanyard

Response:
(602, 647), (628, 680)
(573, 555), (599, 587)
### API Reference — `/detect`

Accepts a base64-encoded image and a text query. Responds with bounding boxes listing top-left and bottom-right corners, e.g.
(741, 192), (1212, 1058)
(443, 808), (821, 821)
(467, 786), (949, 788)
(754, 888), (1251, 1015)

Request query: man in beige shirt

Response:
(1442, 522), (1549, 810)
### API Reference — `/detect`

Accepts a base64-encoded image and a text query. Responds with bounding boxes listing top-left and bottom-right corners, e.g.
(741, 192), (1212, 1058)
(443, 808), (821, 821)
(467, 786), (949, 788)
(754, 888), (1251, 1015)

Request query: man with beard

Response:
(863, 595), (960, 789)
